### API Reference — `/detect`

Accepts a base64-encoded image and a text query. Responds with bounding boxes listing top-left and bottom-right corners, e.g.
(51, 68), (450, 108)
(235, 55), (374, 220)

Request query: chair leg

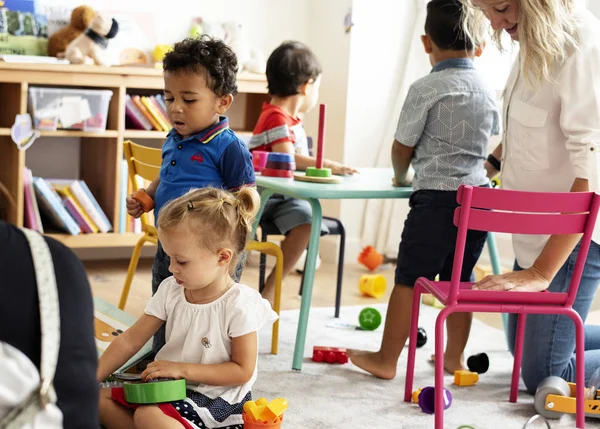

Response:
(118, 235), (147, 310)
(435, 307), (452, 429)
(334, 221), (346, 318)
(259, 232), (267, 293)
(298, 250), (307, 297)
(569, 309), (586, 429)
(510, 313), (526, 403)
(404, 283), (423, 402)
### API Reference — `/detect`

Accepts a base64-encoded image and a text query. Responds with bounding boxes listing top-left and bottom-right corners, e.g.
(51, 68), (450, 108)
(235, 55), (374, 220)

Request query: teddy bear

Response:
(65, 14), (119, 66)
(47, 5), (97, 58)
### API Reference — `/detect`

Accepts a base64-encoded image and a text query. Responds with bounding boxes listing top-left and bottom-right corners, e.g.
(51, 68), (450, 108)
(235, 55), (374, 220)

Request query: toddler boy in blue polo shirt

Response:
(348, 0), (499, 379)
(125, 36), (255, 354)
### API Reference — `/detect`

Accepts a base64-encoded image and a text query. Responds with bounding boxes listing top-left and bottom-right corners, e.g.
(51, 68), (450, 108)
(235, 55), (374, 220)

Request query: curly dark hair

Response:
(163, 35), (239, 97)
(425, 0), (473, 51)
(266, 41), (322, 97)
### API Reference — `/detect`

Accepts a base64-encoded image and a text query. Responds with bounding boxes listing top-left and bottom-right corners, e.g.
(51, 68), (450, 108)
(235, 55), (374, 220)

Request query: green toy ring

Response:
(305, 167), (332, 177)
(124, 378), (187, 404)
(358, 307), (382, 331)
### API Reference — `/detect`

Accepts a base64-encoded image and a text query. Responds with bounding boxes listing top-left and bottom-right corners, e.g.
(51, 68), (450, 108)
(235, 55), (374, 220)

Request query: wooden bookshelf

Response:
(0, 63), (269, 253)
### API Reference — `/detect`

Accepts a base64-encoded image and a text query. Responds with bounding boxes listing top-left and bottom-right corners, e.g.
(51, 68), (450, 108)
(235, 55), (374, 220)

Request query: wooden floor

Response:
(86, 251), (505, 329)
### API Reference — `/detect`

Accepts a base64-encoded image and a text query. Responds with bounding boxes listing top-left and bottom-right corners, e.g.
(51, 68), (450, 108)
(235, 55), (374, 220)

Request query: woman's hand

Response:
(472, 266), (550, 292)
(141, 360), (187, 381)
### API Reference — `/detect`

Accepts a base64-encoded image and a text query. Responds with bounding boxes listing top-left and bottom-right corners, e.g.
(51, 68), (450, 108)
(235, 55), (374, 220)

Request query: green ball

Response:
(358, 307), (382, 331)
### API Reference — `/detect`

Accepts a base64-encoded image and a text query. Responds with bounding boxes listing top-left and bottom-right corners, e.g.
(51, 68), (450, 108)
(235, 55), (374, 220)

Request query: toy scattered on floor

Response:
(412, 388), (422, 404)
(358, 307), (382, 331)
(65, 13), (119, 66)
(467, 353), (489, 374)
(133, 189), (154, 213)
(417, 386), (453, 414)
(357, 245), (397, 271)
(261, 152), (295, 178)
(294, 104), (343, 184)
(454, 370), (479, 387)
(242, 397), (288, 428)
(122, 377), (187, 404)
(522, 414), (551, 428)
(312, 346), (348, 364)
(491, 176), (501, 188)
(416, 327), (427, 348)
(358, 274), (387, 299)
(534, 371), (600, 420)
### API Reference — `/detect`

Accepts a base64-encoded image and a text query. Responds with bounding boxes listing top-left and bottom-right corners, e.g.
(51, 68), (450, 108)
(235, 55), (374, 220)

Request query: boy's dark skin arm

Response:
(484, 143), (502, 179)
(391, 139), (415, 186)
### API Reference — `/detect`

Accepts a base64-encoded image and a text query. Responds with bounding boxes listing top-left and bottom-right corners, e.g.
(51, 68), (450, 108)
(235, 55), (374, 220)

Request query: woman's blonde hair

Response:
(0, 181), (15, 223)
(158, 186), (260, 271)
(460, 0), (579, 87)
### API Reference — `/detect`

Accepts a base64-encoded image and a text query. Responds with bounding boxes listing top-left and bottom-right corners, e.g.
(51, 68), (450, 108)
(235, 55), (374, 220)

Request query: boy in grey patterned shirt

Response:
(349, 0), (499, 378)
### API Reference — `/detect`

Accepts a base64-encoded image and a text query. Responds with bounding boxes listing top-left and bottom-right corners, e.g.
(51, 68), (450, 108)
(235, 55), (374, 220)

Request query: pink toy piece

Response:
(252, 151), (269, 172)
(316, 104), (325, 169)
(312, 346), (348, 364)
(403, 185), (600, 429)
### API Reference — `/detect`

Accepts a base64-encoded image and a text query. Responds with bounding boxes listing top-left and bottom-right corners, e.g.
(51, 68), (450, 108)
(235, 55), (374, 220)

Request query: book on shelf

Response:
(24, 175), (113, 236)
(125, 94), (171, 132)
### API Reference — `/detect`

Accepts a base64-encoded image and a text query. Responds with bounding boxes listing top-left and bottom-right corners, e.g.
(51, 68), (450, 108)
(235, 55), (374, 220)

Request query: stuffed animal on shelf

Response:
(65, 14), (119, 66)
(47, 5), (97, 57)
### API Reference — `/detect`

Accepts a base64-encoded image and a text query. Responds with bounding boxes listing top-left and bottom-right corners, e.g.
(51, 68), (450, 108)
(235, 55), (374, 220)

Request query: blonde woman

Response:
(462, 0), (600, 393)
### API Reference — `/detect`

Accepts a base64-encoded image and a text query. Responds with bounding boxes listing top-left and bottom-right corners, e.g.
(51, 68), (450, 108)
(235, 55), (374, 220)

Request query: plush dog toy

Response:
(65, 14), (119, 66)
(47, 5), (97, 58)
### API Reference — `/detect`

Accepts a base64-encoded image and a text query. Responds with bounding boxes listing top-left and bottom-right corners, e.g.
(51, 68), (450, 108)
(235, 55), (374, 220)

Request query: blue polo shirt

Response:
(154, 116), (256, 220)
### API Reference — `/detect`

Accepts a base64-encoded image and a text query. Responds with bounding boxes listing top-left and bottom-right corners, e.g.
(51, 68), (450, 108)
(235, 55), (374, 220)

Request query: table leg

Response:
(292, 198), (323, 371)
(251, 189), (274, 239)
(486, 233), (509, 344)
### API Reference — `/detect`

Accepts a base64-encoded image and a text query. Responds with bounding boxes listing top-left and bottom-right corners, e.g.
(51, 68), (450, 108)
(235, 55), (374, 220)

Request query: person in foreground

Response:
(461, 0), (600, 393)
(98, 187), (278, 429)
(348, 0), (499, 378)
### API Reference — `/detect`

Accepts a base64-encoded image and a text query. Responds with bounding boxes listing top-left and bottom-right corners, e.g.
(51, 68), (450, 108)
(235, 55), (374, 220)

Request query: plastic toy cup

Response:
(417, 386), (452, 414)
(252, 151), (269, 172)
(359, 274), (387, 299)
(242, 412), (283, 428)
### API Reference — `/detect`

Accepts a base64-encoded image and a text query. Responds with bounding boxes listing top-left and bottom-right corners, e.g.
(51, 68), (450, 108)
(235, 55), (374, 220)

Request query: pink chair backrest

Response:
(447, 185), (600, 305)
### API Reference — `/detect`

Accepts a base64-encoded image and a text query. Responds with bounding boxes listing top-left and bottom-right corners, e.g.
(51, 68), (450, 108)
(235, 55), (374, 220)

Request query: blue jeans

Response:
(507, 240), (600, 393)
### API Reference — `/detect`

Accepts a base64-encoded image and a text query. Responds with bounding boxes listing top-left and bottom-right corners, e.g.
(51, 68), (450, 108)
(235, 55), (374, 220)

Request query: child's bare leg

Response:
(261, 224), (311, 304)
(134, 405), (184, 428)
(431, 312), (472, 373)
(99, 388), (135, 429)
(348, 285), (413, 379)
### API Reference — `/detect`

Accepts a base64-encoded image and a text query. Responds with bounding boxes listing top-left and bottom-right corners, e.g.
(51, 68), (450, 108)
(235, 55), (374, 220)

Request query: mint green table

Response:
(253, 168), (503, 370)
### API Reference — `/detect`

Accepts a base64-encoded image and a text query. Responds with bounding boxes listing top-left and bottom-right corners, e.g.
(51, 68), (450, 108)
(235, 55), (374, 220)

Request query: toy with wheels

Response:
(533, 375), (600, 419)
(123, 377), (187, 404)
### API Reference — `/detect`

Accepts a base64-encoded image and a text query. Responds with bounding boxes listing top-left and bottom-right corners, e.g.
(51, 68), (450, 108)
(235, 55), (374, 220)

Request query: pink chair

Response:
(403, 184), (600, 429)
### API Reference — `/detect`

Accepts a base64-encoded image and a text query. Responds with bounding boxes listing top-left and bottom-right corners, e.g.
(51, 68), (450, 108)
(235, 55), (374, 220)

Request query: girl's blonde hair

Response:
(158, 186), (260, 271)
(460, 0), (579, 87)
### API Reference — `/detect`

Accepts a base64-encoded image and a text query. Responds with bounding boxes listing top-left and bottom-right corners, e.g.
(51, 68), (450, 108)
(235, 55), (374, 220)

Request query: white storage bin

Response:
(28, 87), (113, 132)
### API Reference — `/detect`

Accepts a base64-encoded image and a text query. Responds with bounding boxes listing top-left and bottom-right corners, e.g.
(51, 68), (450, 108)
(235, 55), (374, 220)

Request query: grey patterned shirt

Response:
(395, 58), (499, 191)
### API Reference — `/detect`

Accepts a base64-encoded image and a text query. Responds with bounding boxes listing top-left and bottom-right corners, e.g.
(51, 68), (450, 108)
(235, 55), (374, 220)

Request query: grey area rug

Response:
(254, 303), (598, 429)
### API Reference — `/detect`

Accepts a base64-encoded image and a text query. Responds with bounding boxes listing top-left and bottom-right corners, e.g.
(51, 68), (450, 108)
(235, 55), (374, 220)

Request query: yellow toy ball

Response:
(153, 45), (172, 64)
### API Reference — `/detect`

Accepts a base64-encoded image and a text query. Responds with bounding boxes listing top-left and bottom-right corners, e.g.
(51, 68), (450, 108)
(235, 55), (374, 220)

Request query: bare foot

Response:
(347, 349), (397, 379)
(430, 353), (466, 374)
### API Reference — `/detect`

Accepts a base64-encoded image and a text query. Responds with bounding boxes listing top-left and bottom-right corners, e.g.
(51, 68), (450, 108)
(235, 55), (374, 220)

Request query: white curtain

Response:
(359, 0), (430, 256)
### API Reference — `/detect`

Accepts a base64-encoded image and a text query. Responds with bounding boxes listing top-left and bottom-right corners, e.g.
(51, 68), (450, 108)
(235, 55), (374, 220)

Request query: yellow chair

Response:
(119, 140), (282, 354)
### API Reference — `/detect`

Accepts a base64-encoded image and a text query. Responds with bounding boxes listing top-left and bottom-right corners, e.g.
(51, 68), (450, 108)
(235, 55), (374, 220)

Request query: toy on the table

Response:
(467, 353), (489, 374)
(417, 386), (453, 414)
(122, 377), (187, 404)
(242, 397), (288, 427)
(312, 346), (348, 364)
(294, 104), (343, 184)
(133, 188), (155, 212)
(358, 274), (387, 299)
(252, 150), (269, 172)
(454, 370), (479, 387)
(261, 152), (295, 178)
(358, 307), (382, 331)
